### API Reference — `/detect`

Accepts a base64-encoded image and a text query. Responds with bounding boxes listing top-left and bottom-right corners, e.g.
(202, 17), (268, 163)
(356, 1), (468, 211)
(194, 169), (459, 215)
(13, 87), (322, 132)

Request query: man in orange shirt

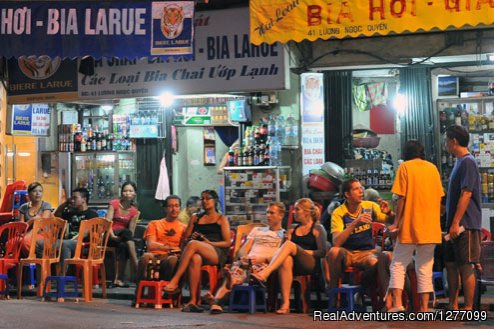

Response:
(135, 195), (186, 293)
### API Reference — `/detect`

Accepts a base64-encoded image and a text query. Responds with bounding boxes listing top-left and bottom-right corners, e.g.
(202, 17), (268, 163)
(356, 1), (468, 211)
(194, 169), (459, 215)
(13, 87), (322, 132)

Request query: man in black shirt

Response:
(54, 188), (98, 272)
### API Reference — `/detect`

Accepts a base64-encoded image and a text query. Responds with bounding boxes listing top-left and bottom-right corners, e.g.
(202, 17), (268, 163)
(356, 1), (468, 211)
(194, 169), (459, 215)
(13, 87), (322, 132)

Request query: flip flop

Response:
(182, 303), (204, 313)
(163, 285), (181, 295)
(114, 280), (130, 288)
(210, 304), (223, 314)
(275, 308), (290, 315)
(249, 272), (267, 288)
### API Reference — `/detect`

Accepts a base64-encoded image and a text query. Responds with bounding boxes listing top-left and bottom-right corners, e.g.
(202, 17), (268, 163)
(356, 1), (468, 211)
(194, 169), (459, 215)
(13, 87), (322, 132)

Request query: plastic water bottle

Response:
(275, 115), (285, 144)
(269, 137), (281, 166)
(268, 115), (276, 137)
(285, 115), (298, 146)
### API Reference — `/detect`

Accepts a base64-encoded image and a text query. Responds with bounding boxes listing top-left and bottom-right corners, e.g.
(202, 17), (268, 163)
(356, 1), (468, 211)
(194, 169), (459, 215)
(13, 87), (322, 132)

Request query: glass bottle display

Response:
(72, 151), (136, 204)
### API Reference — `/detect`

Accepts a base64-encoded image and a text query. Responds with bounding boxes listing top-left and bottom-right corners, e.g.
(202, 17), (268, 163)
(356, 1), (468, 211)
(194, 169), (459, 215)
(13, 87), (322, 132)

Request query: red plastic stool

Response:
(135, 280), (173, 309)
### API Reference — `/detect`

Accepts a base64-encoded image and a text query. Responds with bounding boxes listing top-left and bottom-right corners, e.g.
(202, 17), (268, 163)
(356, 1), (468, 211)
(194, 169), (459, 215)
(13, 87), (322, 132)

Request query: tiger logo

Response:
(161, 4), (184, 39)
(18, 56), (61, 80)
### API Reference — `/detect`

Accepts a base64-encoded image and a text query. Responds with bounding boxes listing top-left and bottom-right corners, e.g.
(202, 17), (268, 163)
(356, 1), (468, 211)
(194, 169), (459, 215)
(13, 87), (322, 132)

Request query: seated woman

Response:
(106, 182), (140, 288)
(164, 189), (231, 313)
(19, 182), (53, 255)
(250, 198), (327, 314)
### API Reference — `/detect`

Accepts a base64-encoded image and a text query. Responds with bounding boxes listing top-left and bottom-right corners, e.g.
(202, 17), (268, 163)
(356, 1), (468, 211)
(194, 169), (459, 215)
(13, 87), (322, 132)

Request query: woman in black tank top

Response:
(250, 198), (327, 314)
(164, 190), (231, 312)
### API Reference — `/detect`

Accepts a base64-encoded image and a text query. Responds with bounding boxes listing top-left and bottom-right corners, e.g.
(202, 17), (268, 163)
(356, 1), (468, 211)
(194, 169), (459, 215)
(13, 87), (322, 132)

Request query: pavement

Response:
(17, 281), (494, 312)
(1, 295), (494, 329)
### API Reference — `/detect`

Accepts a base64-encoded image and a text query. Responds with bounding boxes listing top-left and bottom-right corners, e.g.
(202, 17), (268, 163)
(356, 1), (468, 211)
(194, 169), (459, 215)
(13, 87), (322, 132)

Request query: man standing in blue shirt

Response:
(444, 125), (482, 311)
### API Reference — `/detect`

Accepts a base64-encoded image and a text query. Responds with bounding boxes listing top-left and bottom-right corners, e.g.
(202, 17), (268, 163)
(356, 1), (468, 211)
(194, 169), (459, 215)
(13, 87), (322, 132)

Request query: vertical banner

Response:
(301, 73), (325, 175)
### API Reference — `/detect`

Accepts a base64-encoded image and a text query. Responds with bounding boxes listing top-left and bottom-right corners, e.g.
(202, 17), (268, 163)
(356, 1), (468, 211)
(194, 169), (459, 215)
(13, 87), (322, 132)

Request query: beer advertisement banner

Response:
(300, 73), (325, 176)
(77, 7), (287, 100)
(8, 103), (51, 136)
(0, 1), (194, 60)
(250, 0), (494, 45)
(7, 57), (78, 104)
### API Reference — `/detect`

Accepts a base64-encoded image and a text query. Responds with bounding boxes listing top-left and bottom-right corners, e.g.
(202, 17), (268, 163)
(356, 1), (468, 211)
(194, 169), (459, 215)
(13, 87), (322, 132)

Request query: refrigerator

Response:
(72, 151), (136, 205)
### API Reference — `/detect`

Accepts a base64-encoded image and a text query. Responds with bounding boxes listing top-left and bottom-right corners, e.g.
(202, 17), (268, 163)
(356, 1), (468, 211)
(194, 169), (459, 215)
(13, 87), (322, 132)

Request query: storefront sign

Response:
(301, 73), (325, 175)
(8, 103), (51, 136)
(250, 0), (494, 45)
(7, 57), (78, 104)
(0, 1), (194, 59)
(77, 7), (287, 99)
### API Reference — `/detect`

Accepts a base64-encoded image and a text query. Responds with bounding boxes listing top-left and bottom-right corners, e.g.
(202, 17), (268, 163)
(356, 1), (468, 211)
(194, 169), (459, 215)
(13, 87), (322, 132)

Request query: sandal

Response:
(163, 285), (181, 295)
(114, 280), (129, 288)
(182, 303), (204, 313)
(249, 272), (267, 288)
(210, 304), (223, 314)
(201, 292), (215, 305)
(275, 308), (290, 315)
(388, 306), (406, 312)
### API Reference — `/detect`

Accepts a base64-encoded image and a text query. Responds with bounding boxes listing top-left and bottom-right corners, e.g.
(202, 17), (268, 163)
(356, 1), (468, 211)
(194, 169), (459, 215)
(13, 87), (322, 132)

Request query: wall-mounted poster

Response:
(438, 76), (459, 98)
(7, 103), (51, 136)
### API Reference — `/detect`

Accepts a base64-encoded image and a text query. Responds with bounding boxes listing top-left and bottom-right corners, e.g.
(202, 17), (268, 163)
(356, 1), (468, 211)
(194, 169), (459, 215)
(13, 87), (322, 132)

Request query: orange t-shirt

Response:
(391, 159), (444, 244)
(143, 219), (186, 255)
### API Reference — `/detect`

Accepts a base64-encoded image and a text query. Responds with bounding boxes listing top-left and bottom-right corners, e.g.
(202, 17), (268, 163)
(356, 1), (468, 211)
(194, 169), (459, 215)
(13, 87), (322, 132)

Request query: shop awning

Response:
(249, 0), (494, 45)
(0, 1), (195, 60)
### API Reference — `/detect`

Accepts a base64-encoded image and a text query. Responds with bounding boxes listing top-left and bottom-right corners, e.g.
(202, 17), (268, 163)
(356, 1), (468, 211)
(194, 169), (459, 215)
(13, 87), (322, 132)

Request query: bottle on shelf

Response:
(455, 105), (462, 126)
(284, 114), (298, 146)
(97, 176), (106, 199)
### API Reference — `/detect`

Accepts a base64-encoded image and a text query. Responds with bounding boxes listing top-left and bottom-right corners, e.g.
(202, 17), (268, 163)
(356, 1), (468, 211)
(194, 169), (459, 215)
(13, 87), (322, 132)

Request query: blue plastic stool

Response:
(42, 276), (79, 302)
(327, 285), (363, 312)
(0, 274), (9, 297)
(432, 271), (445, 297)
(229, 284), (267, 314)
(23, 263), (36, 288)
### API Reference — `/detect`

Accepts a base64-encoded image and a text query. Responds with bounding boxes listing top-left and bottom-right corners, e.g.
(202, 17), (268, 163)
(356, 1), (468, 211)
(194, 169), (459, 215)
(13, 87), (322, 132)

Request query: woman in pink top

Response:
(106, 182), (140, 287)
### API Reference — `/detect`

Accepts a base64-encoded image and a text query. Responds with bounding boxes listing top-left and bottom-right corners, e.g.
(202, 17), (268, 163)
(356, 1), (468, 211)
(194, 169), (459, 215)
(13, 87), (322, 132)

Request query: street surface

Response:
(0, 298), (493, 329)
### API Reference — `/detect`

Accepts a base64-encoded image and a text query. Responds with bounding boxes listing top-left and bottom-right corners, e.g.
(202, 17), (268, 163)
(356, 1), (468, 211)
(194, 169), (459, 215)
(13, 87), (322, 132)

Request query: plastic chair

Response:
(42, 275), (79, 302)
(0, 274), (9, 298)
(232, 223), (267, 259)
(481, 228), (491, 241)
(432, 271), (445, 297)
(229, 284), (266, 313)
(474, 241), (494, 310)
(64, 218), (111, 302)
(135, 280), (173, 309)
(0, 180), (27, 225)
(0, 222), (28, 292)
(328, 285), (364, 312)
(17, 217), (66, 298)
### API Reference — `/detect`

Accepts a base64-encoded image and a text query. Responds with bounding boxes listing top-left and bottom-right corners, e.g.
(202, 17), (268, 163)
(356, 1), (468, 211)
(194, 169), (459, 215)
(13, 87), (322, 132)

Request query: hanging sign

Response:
(8, 103), (51, 136)
(300, 73), (325, 175)
(250, 0), (494, 45)
(0, 1), (194, 59)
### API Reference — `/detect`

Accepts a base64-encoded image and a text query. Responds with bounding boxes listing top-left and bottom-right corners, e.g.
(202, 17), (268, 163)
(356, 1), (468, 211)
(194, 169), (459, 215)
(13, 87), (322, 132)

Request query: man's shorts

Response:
(444, 229), (481, 265)
(342, 248), (379, 270)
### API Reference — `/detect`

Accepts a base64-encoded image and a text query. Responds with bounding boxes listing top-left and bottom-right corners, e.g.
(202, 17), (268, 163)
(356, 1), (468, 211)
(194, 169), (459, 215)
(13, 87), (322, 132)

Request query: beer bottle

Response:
(154, 260), (161, 281)
(147, 260), (154, 280)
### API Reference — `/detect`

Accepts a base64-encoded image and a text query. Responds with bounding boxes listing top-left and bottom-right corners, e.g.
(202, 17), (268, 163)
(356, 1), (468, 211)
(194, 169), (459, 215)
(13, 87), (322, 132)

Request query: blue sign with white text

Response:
(0, 1), (194, 60)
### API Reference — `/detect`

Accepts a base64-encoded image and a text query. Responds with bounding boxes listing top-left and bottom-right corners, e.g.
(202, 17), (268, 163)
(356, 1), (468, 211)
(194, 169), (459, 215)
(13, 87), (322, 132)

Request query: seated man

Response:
(47, 188), (98, 272)
(209, 202), (286, 314)
(134, 195), (186, 299)
(326, 179), (394, 300)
